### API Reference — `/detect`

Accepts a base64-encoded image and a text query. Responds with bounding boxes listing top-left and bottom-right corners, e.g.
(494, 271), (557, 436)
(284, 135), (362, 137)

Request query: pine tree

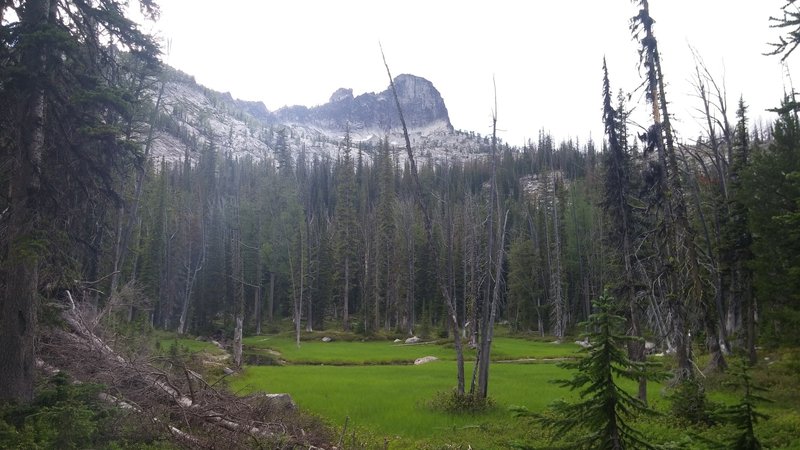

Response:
(333, 130), (358, 331)
(767, 0), (800, 60)
(630, 0), (703, 381)
(516, 293), (664, 450)
(723, 98), (756, 363)
(0, 0), (160, 403)
(601, 58), (648, 403)
(744, 97), (800, 346)
(713, 362), (770, 450)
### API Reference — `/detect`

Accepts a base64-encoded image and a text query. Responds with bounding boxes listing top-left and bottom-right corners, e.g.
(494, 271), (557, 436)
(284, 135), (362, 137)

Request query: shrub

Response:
(669, 377), (716, 425)
(426, 389), (495, 414)
(0, 373), (145, 449)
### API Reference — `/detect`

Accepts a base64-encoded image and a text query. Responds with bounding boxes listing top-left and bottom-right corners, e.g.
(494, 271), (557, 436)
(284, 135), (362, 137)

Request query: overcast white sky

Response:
(136, 0), (800, 147)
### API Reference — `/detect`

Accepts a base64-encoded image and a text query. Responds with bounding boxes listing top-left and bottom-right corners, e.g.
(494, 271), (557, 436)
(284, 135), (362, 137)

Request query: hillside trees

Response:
(0, 0), (160, 403)
(744, 98), (800, 346)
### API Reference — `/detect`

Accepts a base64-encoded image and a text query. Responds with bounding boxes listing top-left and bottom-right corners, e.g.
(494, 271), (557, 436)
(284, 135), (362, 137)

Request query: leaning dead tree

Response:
(380, 45), (467, 395)
(38, 294), (332, 449)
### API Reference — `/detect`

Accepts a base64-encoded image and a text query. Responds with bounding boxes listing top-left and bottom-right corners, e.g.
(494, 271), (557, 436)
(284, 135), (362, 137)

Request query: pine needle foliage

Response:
(767, 0), (800, 60)
(712, 362), (771, 450)
(516, 294), (664, 450)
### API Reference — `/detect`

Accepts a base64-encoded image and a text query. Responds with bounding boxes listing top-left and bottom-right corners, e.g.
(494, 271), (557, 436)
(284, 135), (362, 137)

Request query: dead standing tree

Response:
(473, 81), (511, 399)
(631, 0), (704, 381)
(381, 47), (467, 395)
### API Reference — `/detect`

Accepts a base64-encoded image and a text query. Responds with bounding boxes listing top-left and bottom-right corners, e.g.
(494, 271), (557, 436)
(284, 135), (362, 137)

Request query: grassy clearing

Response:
(169, 333), (800, 448)
(242, 335), (581, 365)
(230, 361), (576, 448)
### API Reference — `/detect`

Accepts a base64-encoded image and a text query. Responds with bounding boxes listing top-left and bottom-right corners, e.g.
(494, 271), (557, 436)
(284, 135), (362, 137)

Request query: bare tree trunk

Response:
(232, 223), (244, 368)
(382, 48), (465, 394)
(254, 224), (263, 335)
(178, 215), (205, 335)
(268, 272), (275, 322)
(0, 0), (51, 404)
(477, 210), (509, 399)
(343, 257), (350, 332)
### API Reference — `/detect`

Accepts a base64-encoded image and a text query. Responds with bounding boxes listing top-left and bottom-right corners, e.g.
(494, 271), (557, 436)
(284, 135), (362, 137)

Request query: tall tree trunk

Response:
(268, 271), (275, 322)
(0, 0), (51, 404)
(232, 224), (244, 368)
(477, 211), (509, 399)
(382, 49), (465, 394)
(343, 257), (350, 332)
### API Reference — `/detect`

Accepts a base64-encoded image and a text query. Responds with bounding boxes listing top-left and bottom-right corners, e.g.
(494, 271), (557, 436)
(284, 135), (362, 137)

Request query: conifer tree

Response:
(713, 362), (770, 450)
(0, 0), (160, 402)
(630, 0), (703, 381)
(723, 98), (756, 363)
(601, 58), (647, 402)
(516, 293), (663, 450)
(744, 97), (800, 346)
(334, 129), (358, 331)
(767, 0), (800, 60)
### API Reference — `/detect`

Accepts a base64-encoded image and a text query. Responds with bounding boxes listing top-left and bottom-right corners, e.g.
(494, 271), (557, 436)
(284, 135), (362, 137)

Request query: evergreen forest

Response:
(1, 1), (799, 448)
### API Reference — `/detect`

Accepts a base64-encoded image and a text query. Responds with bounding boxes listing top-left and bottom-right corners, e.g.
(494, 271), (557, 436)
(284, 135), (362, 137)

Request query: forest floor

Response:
(159, 331), (800, 449)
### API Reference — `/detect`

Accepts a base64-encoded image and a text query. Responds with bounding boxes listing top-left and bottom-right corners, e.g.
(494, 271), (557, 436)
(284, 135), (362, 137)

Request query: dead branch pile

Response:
(37, 300), (332, 449)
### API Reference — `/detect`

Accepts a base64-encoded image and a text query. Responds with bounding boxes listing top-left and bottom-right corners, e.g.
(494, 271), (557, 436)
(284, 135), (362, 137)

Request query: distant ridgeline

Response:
(150, 68), (492, 165)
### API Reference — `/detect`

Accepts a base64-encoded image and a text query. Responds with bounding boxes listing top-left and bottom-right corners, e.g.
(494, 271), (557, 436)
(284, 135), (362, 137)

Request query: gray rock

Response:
(275, 74), (453, 132)
(261, 393), (296, 410)
(321, 336), (332, 342)
(405, 336), (421, 344)
(414, 356), (438, 365)
(393, 339), (402, 343)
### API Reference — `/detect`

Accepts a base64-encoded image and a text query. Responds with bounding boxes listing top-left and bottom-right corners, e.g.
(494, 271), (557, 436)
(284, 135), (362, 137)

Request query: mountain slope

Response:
(149, 69), (491, 165)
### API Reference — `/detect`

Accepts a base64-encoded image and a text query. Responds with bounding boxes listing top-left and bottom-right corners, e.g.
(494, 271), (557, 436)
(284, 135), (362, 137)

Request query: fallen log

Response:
(35, 295), (328, 449)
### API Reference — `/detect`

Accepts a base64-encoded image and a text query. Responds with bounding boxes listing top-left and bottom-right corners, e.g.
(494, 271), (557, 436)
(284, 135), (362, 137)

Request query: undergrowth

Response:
(425, 390), (496, 414)
(0, 372), (172, 450)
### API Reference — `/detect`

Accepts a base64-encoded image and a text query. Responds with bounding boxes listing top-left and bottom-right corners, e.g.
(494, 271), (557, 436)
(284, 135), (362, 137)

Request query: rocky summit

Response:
(275, 74), (453, 132)
(150, 69), (488, 165)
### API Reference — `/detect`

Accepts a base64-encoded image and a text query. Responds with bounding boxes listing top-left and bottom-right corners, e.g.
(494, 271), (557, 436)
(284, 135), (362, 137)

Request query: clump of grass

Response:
(425, 389), (496, 414)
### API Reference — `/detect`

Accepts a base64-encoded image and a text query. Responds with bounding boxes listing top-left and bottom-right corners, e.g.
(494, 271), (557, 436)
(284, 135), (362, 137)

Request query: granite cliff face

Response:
(149, 69), (486, 165)
(275, 74), (453, 132)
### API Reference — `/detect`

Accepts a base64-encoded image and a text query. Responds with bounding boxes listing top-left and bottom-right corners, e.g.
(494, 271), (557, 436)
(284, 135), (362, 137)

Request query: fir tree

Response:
(601, 58), (647, 403)
(713, 362), (770, 450)
(744, 97), (800, 346)
(0, 0), (160, 403)
(516, 293), (664, 450)
(767, 0), (800, 60)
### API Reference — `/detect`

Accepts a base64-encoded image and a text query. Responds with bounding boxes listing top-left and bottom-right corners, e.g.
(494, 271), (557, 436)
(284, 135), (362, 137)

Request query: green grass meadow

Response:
(231, 361), (573, 443)
(230, 336), (658, 448)
(241, 335), (582, 365)
(164, 334), (800, 449)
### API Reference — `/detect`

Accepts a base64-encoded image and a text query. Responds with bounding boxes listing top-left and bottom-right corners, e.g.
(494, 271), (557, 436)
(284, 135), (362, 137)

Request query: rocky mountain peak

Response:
(149, 67), (487, 166)
(329, 87), (354, 103)
(387, 74), (451, 129)
(275, 74), (452, 132)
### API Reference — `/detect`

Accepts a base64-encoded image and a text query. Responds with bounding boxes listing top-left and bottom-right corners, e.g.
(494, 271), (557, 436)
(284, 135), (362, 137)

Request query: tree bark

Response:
(381, 48), (465, 394)
(0, 0), (51, 403)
